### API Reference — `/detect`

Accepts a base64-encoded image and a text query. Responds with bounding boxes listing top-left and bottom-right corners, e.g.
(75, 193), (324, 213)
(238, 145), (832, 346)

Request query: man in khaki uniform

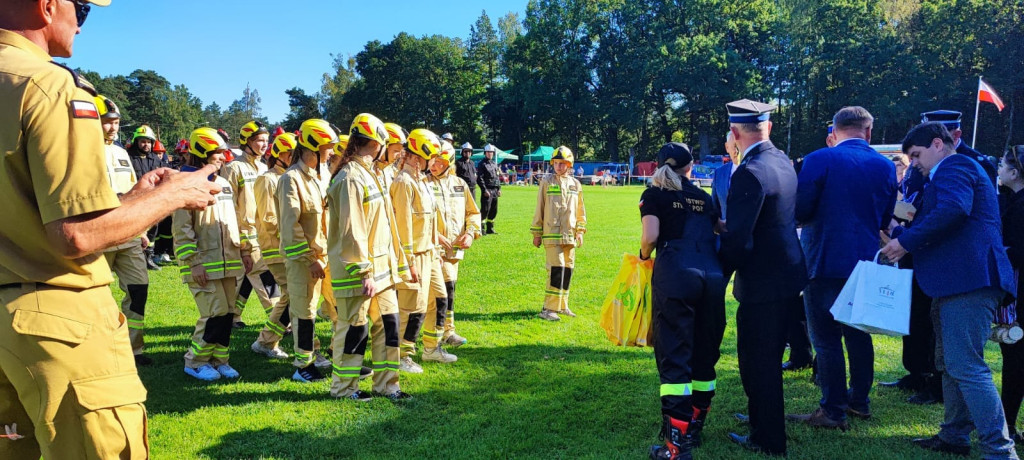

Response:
(0, 2), (223, 457)
(391, 129), (452, 373)
(531, 146), (587, 321)
(222, 120), (278, 328)
(251, 133), (296, 359)
(97, 94), (153, 366)
(429, 143), (482, 347)
(327, 113), (411, 401)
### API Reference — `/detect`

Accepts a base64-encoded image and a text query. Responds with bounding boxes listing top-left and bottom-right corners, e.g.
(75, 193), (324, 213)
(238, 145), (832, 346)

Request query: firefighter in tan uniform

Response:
(280, 119), (337, 382)
(97, 94), (153, 366)
(251, 133), (296, 359)
(173, 128), (253, 381)
(222, 120), (278, 328)
(327, 113), (412, 401)
(380, 122), (407, 190)
(315, 134), (351, 325)
(0, 3), (223, 456)
(428, 143), (482, 347)
(391, 128), (453, 373)
(531, 146), (587, 321)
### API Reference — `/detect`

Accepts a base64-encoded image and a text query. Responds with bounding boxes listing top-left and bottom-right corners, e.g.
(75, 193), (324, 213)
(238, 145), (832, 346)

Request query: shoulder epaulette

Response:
(50, 62), (97, 96)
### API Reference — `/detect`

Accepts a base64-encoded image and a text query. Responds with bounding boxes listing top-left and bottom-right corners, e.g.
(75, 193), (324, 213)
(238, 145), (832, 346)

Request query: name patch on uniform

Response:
(222, 187), (232, 195)
(118, 159), (130, 167)
(569, 185), (577, 191)
(453, 186), (464, 192)
(70, 100), (99, 119)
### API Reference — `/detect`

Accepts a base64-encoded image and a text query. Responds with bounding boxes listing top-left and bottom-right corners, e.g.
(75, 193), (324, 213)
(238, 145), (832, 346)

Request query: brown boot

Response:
(785, 407), (849, 431)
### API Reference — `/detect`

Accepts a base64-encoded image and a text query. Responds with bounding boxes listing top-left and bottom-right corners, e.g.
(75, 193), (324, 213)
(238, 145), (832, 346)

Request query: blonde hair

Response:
(892, 153), (909, 168)
(651, 164), (683, 191)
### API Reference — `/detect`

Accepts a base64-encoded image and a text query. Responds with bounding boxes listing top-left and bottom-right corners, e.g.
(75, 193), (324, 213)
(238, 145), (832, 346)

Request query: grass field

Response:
(122, 184), (1014, 459)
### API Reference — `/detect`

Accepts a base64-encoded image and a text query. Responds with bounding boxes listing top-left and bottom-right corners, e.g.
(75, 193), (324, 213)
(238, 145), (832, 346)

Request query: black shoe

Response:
(907, 391), (940, 405)
(1013, 432), (1023, 444)
(374, 390), (412, 401)
(232, 321), (246, 329)
(911, 436), (969, 457)
(879, 374), (923, 392)
(133, 354), (154, 366)
(359, 366), (373, 381)
(292, 364), (325, 382)
(782, 361), (811, 371)
(649, 444), (693, 460)
(342, 390), (373, 402)
(145, 258), (160, 270)
(728, 433), (784, 456)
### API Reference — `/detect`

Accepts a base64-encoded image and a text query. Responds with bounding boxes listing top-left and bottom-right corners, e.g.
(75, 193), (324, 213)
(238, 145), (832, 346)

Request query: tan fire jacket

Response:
(430, 162), (482, 252)
(531, 172), (587, 247)
(390, 162), (439, 256)
(254, 164), (285, 264)
(172, 175), (247, 283)
(375, 161), (398, 193)
(104, 142), (141, 252)
(221, 152), (267, 252)
(327, 156), (410, 297)
(278, 162), (327, 266)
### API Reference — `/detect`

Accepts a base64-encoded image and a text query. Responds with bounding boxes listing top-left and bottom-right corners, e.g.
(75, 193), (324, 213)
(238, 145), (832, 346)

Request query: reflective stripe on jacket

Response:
(172, 175), (246, 282)
(531, 173), (587, 246)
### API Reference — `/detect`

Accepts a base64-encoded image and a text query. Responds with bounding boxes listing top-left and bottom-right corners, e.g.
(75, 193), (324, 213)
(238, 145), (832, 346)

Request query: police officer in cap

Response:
(0, 1), (222, 457)
(642, 143), (726, 460)
(720, 99), (807, 456)
(921, 110), (997, 186)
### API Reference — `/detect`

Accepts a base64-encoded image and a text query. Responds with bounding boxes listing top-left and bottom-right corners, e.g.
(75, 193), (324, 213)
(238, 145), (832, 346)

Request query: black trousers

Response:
(148, 217), (173, 257)
(786, 294), (813, 365)
(903, 277), (937, 378)
(1001, 340), (1024, 434)
(737, 297), (794, 455)
(480, 188), (498, 223)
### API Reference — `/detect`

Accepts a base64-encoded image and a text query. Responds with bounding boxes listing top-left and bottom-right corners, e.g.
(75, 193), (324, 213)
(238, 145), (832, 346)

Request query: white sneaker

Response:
(158, 253), (172, 264)
(538, 309), (561, 321)
(560, 308), (577, 318)
(184, 365), (221, 381)
(399, 356), (423, 374)
(314, 352), (332, 370)
(215, 364), (240, 379)
(251, 340), (289, 359)
(422, 345), (458, 363)
(443, 333), (468, 348)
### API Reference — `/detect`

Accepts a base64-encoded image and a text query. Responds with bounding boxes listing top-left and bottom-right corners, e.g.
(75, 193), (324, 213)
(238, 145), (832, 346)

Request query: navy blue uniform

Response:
(719, 140), (807, 455)
(956, 140), (997, 187)
(641, 182), (726, 430)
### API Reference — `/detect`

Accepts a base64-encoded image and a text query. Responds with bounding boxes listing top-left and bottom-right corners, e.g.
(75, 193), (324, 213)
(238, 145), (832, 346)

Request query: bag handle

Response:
(872, 250), (897, 267)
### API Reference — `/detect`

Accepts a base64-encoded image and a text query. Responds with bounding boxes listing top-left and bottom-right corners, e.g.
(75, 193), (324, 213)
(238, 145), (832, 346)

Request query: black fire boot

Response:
(649, 415), (694, 460)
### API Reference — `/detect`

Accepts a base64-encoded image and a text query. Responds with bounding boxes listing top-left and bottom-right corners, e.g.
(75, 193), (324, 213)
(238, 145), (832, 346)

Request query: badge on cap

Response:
(921, 110), (962, 129)
(70, 100), (99, 119)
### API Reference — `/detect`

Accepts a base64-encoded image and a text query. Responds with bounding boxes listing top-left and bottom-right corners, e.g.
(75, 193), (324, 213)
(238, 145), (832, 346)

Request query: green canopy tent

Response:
(469, 147), (518, 162)
(521, 145), (554, 162)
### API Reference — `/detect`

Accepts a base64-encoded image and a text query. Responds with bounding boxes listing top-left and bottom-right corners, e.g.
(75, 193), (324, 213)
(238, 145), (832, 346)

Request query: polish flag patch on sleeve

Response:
(70, 100), (99, 119)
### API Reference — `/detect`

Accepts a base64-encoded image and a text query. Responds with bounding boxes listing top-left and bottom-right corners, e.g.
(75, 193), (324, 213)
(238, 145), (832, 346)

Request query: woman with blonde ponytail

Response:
(641, 143), (727, 459)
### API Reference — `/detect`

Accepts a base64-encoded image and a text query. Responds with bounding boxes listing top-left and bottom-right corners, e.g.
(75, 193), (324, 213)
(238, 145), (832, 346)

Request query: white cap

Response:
(441, 133), (454, 141)
(461, 142), (473, 150)
(483, 143), (496, 152)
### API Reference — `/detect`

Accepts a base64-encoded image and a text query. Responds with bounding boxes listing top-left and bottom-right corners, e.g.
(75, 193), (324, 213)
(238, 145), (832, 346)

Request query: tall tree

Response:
(281, 87), (322, 132)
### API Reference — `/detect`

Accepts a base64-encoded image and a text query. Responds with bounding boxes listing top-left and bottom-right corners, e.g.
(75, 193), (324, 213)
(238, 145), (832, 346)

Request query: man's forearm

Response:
(48, 188), (181, 258)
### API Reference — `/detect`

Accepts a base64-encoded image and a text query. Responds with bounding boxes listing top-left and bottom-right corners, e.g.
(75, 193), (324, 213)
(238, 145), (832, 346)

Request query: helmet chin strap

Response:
(373, 144), (387, 163)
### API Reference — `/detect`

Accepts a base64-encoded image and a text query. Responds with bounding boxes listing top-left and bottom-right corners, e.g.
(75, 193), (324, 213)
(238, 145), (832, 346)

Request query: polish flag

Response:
(979, 78), (1005, 112)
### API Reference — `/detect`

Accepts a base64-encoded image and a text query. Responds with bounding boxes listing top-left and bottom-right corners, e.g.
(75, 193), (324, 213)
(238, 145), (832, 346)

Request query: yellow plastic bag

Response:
(600, 253), (655, 347)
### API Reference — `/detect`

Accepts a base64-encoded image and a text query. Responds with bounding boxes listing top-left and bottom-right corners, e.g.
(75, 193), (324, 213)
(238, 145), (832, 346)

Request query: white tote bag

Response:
(829, 261), (867, 326)
(847, 251), (913, 336)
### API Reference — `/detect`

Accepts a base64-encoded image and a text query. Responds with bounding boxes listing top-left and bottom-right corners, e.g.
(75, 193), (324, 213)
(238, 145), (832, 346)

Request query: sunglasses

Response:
(70, 0), (91, 27)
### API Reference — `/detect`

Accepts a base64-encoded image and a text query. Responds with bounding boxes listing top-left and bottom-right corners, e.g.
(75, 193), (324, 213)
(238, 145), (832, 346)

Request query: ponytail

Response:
(651, 164), (683, 191)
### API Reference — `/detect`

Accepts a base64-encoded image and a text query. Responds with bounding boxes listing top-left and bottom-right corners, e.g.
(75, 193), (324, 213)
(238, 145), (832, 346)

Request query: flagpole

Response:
(973, 75), (982, 148)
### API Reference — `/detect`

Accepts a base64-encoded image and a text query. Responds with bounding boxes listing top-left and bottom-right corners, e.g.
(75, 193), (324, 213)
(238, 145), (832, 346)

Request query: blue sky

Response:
(63, 1), (526, 122)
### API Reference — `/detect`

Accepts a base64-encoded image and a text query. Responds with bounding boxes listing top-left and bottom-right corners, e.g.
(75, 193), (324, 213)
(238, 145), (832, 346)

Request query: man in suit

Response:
(921, 110), (997, 186)
(881, 122), (1017, 459)
(711, 131), (739, 217)
(787, 107), (897, 430)
(720, 99), (808, 456)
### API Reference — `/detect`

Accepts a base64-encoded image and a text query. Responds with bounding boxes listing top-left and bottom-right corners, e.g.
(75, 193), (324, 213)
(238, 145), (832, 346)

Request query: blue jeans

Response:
(804, 277), (874, 420)
(932, 288), (1018, 459)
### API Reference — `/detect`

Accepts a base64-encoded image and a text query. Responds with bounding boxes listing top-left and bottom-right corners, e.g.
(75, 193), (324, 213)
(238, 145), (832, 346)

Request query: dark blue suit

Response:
(711, 163), (733, 219)
(720, 140), (806, 455)
(900, 154), (1014, 299)
(795, 137), (897, 421)
(898, 153), (1017, 457)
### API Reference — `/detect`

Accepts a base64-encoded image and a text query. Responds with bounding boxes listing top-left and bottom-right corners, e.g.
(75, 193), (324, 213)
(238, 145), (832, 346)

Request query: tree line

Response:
(80, 0), (1024, 161)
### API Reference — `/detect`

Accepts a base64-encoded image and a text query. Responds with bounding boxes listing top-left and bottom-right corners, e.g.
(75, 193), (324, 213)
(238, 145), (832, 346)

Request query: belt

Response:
(0, 283), (25, 290)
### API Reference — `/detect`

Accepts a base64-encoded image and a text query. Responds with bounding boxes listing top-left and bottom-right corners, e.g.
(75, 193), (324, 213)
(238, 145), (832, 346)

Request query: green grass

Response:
(122, 185), (1013, 459)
